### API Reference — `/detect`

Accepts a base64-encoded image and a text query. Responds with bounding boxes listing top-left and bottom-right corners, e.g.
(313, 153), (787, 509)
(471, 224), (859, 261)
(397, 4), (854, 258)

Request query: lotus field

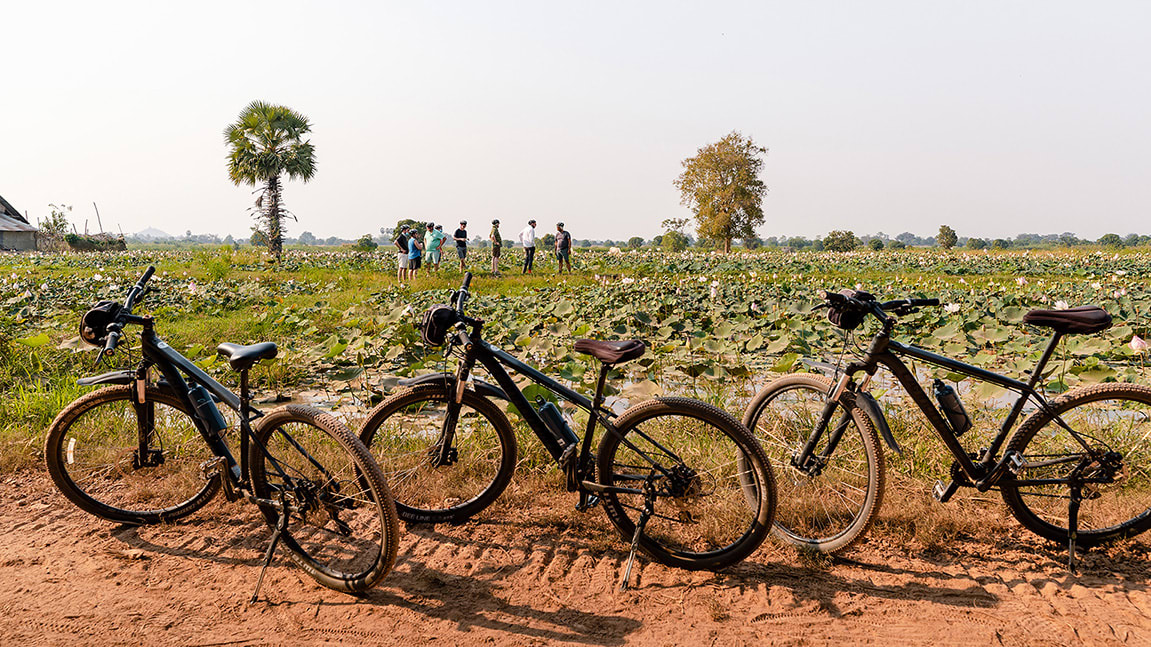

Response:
(3, 247), (1150, 476)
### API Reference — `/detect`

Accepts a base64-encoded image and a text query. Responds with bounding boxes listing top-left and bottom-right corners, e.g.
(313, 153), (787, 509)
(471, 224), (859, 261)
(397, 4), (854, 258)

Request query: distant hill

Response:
(134, 227), (173, 240)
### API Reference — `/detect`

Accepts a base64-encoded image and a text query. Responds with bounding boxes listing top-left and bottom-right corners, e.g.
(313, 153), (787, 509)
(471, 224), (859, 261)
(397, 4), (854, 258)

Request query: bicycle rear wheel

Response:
(743, 374), (884, 554)
(45, 385), (219, 524)
(597, 397), (775, 571)
(249, 405), (399, 593)
(1001, 383), (1151, 547)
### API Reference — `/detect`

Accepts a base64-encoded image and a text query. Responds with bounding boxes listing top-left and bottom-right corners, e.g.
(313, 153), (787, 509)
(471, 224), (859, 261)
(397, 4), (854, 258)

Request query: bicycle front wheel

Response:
(597, 397), (776, 571)
(358, 384), (517, 524)
(1000, 383), (1151, 548)
(249, 405), (399, 594)
(743, 374), (884, 554)
(45, 385), (220, 524)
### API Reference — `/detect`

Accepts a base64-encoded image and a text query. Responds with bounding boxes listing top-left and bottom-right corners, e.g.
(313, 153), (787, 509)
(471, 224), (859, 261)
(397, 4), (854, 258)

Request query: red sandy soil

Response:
(2, 472), (1149, 646)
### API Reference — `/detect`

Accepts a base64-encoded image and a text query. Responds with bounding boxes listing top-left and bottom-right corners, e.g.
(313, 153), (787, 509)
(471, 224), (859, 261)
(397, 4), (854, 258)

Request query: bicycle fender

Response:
(398, 372), (509, 401)
(77, 369), (136, 386)
(855, 391), (901, 455)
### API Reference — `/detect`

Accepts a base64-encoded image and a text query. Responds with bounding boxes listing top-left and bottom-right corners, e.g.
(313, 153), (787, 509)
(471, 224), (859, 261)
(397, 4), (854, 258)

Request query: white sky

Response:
(3, 1), (1149, 240)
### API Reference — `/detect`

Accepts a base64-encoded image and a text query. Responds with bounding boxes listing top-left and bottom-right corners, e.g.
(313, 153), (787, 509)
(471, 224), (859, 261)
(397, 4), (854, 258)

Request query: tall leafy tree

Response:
(673, 131), (767, 253)
(937, 224), (958, 250)
(225, 101), (316, 259)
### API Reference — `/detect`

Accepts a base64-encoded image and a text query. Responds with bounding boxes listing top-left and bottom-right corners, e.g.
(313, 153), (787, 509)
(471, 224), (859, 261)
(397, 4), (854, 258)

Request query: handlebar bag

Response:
(826, 289), (873, 331)
(420, 304), (459, 346)
(79, 300), (124, 346)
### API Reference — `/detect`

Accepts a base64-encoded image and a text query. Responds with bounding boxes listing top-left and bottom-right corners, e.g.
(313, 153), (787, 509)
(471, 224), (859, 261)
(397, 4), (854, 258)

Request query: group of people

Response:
(395, 218), (573, 280)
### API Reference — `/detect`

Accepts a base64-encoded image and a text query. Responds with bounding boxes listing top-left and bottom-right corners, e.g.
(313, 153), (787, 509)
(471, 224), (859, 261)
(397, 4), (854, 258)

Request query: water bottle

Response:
(189, 384), (228, 435)
(536, 398), (579, 460)
(933, 379), (972, 436)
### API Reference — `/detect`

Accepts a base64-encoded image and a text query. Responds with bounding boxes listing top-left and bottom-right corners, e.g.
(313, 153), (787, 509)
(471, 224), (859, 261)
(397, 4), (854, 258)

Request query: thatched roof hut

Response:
(0, 195), (37, 251)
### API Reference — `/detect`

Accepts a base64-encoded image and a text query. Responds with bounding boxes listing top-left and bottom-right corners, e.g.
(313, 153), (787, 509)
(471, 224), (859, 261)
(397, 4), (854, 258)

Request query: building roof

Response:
(0, 195), (28, 224)
(0, 212), (37, 232)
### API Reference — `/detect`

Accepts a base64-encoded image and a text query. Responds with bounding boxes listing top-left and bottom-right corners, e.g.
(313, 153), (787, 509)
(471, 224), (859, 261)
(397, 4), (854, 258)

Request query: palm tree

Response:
(225, 101), (316, 259)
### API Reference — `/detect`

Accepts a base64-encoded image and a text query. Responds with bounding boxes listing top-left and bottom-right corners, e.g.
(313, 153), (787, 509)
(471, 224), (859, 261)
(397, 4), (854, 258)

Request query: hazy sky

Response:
(3, 1), (1149, 241)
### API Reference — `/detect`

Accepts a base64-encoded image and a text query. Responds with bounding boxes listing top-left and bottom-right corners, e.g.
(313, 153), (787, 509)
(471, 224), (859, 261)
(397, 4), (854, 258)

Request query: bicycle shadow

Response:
(106, 507), (279, 568)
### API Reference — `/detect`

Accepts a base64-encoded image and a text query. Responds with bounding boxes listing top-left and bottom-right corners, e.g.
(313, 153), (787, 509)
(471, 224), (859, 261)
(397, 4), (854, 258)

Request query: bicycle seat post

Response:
(591, 365), (611, 413)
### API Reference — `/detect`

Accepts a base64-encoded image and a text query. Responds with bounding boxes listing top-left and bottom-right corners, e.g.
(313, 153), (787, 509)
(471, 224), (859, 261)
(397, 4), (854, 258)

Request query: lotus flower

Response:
(944, 303), (960, 314)
(1016, 277), (1027, 286)
(1131, 335), (1148, 353)
(1054, 300), (1069, 310)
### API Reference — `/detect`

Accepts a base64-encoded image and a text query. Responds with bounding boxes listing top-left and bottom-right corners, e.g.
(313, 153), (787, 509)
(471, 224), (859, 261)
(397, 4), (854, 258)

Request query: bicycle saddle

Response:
(573, 339), (646, 364)
(1022, 306), (1112, 335)
(216, 342), (278, 371)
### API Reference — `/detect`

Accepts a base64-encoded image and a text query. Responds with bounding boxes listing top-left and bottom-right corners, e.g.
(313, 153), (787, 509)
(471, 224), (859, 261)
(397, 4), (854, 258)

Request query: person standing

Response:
(555, 222), (573, 273)
(424, 222), (441, 271)
(407, 229), (424, 279)
(433, 225), (447, 270)
(454, 220), (469, 272)
(519, 218), (537, 274)
(394, 224), (411, 281)
(489, 219), (503, 275)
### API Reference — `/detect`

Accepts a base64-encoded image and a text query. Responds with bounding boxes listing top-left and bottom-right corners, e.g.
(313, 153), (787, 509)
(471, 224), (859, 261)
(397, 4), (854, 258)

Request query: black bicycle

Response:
(743, 289), (1151, 568)
(358, 273), (775, 585)
(45, 266), (400, 600)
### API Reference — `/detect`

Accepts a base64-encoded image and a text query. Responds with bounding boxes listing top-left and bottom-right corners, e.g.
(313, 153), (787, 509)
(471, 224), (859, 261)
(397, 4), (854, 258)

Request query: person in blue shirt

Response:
(407, 229), (424, 279)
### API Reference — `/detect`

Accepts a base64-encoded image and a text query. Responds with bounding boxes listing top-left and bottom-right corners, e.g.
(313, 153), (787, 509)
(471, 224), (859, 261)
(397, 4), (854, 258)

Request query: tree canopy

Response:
(225, 100), (316, 259)
(937, 225), (958, 250)
(673, 131), (767, 253)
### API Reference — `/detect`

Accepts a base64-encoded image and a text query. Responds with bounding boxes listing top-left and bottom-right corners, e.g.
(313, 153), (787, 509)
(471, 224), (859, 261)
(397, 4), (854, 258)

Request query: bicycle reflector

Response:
(79, 300), (123, 346)
(420, 304), (459, 346)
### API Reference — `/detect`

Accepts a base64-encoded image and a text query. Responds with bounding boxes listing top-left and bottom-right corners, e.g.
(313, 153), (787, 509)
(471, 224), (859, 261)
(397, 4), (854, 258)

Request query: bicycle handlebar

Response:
(100, 265), (156, 358)
(454, 272), (473, 317)
(821, 289), (940, 324)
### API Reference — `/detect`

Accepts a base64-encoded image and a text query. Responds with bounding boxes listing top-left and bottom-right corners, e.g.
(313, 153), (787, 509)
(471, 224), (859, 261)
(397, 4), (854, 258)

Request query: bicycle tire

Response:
(249, 405), (399, 594)
(1000, 382), (1151, 548)
(742, 374), (884, 554)
(357, 384), (517, 524)
(597, 397), (776, 570)
(45, 385), (220, 525)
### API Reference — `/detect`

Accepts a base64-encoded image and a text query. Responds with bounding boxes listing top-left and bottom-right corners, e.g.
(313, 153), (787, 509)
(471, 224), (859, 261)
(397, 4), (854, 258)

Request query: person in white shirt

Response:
(518, 219), (537, 274)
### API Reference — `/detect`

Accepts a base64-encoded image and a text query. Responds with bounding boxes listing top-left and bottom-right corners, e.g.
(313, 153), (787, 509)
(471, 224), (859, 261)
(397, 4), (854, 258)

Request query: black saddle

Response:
(216, 342), (278, 371)
(1022, 306), (1112, 335)
(573, 339), (646, 365)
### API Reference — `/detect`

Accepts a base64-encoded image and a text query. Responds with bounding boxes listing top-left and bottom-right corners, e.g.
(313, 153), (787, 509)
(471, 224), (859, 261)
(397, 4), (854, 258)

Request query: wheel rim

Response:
(261, 419), (385, 579)
(1011, 393), (1151, 537)
(57, 394), (215, 516)
(369, 394), (507, 516)
(607, 411), (765, 558)
(754, 383), (872, 545)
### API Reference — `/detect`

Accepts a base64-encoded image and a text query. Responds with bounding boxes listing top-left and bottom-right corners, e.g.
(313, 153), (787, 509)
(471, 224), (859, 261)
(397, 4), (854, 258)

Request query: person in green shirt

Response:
(424, 222), (443, 271)
(489, 219), (502, 275)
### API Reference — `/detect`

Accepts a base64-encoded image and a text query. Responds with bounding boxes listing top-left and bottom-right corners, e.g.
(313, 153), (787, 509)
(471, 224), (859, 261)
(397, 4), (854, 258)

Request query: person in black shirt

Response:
(555, 222), (572, 273)
(453, 220), (468, 272)
(394, 224), (411, 281)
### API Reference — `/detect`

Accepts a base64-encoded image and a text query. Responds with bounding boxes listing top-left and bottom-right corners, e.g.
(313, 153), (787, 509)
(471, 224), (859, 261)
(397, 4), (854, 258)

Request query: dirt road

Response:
(2, 472), (1148, 646)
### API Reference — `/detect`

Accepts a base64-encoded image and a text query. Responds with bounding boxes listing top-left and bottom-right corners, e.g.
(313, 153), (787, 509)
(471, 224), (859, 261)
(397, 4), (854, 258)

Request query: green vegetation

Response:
(3, 247), (1151, 492)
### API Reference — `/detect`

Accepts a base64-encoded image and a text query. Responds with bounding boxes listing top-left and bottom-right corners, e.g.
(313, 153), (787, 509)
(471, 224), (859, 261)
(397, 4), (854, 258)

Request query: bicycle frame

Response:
(804, 319), (1083, 492)
(444, 328), (673, 500)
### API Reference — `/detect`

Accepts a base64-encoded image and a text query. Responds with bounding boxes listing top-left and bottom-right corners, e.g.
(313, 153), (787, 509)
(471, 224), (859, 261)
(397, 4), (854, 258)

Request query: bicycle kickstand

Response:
(251, 490), (291, 604)
(619, 485), (655, 592)
(1067, 484), (1082, 574)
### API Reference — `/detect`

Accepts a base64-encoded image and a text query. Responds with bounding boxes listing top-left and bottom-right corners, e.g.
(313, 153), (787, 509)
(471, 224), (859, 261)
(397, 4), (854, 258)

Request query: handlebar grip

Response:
(461, 272), (473, 291)
(914, 298), (940, 307)
(102, 326), (122, 356)
(138, 265), (155, 287)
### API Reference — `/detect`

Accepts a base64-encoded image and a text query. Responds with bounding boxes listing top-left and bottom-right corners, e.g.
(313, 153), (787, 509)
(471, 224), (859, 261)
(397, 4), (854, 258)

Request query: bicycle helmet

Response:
(79, 300), (123, 346)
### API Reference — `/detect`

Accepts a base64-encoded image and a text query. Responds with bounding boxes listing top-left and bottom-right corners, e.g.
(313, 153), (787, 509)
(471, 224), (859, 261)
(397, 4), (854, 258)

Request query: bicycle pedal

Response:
(932, 479), (959, 503)
(1006, 451), (1026, 475)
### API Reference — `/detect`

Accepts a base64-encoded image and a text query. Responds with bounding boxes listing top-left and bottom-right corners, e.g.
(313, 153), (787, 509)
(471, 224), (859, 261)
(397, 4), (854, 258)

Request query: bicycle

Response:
(743, 288), (1151, 569)
(357, 273), (776, 588)
(45, 266), (401, 600)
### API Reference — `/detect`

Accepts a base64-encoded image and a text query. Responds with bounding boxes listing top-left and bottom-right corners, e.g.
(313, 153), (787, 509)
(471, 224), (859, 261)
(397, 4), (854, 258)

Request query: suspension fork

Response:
(794, 373), (857, 474)
(435, 338), (476, 466)
(130, 364), (162, 468)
